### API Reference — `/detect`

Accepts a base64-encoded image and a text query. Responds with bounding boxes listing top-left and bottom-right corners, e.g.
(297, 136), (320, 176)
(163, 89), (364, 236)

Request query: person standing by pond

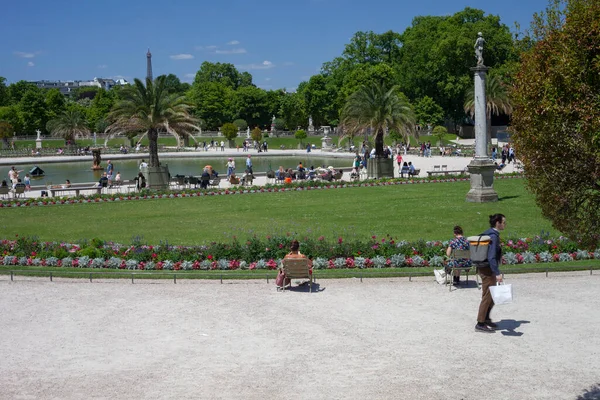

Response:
(226, 158), (236, 178)
(245, 155), (253, 174)
(475, 213), (505, 333)
(106, 160), (114, 185)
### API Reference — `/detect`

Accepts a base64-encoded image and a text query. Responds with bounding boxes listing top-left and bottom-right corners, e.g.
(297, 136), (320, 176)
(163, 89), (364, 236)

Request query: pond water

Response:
(18, 155), (354, 186)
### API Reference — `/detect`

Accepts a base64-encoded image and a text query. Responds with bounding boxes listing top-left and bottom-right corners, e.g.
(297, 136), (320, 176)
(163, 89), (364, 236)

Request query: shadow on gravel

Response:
(497, 319), (530, 336)
(279, 283), (324, 293)
(577, 384), (600, 400)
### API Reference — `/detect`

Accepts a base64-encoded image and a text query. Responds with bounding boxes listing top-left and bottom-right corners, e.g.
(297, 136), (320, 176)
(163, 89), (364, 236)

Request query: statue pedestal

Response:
(367, 157), (394, 179)
(36, 139), (42, 149)
(321, 136), (332, 150)
(145, 165), (170, 190)
(466, 158), (498, 202)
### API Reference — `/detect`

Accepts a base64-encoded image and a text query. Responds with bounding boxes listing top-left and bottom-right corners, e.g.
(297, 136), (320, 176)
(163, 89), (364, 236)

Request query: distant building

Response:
(31, 77), (129, 95)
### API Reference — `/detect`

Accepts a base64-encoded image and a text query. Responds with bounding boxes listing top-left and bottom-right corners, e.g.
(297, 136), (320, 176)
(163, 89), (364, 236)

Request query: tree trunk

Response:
(148, 128), (160, 167)
(375, 129), (384, 157)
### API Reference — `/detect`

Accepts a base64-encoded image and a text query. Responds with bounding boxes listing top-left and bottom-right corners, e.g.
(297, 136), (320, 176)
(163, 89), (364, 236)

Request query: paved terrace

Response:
(0, 272), (598, 399)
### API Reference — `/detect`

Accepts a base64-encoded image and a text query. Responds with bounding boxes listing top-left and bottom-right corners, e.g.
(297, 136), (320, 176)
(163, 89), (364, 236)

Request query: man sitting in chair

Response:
(276, 240), (312, 289)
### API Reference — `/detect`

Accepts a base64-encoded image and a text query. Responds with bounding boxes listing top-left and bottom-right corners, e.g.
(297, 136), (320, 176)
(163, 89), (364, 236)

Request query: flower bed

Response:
(1, 234), (598, 271)
(0, 173), (524, 208)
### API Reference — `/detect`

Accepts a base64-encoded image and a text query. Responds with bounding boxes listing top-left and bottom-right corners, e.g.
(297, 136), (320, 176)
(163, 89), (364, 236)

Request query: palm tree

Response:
(341, 83), (415, 157)
(46, 110), (90, 142)
(108, 76), (199, 168)
(464, 75), (513, 149)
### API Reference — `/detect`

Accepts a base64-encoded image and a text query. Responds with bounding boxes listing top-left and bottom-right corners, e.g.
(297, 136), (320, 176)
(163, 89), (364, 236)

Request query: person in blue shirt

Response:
(475, 213), (505, 333)
(446, 226), (471, 286)
(245, 155), (253, 174)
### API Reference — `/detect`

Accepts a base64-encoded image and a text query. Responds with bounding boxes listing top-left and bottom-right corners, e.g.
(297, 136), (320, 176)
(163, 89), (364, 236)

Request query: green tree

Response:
(108, 76), (200, 167)
(432, 125), (448, 146)
(341, 83), (415, 157)
(294, 129), (307, 146)
(511, 0), (600, 249)
(278, 92), (307, 130)
(0, 121), (13, 148)
(0, 106), (23, 133)
(189, 81), (233, 129)
(88, 89), (115, 130)
(251, 127), (262, 143)
(231, 86), (269, 128)
(45, 89), (66, 121)
(19, 88), (49, 134)
(414, 96), (445, 127)
(192, 62), (252, 90)
(7, 81), (37, 104)
(221, 122), (238, 145)
(298, 75), (337, 127)
(396, 8), (517, 125)
(464, 74), (513, 147)
(0, 77), (8, 107)
(46, 110), (90, 142)
(233, 119), (248, 131)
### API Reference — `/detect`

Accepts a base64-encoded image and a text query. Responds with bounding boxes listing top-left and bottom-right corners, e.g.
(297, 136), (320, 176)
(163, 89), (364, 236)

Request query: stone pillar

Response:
(466, 66), (498, 202)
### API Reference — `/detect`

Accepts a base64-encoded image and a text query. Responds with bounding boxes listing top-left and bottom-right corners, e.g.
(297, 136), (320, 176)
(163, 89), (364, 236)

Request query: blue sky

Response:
(1, 0), (549, 91)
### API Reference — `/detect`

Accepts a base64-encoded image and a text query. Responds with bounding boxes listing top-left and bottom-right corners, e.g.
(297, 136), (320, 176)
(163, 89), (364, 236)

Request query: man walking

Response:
(475, 213), (506, 333)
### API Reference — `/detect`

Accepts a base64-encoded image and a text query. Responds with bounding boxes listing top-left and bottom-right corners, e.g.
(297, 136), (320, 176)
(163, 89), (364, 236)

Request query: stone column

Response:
(466, 66), (498, 202)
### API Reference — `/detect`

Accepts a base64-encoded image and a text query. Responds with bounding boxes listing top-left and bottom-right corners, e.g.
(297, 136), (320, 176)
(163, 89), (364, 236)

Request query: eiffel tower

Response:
(146, 48), (153, 81)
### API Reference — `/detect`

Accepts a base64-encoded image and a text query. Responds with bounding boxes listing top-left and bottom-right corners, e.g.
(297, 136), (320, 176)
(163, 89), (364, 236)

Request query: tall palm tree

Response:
(464, 75), (513, 149)
(108, 76), (199, 167)
(341, 83), (415, 157)
(46, 110), (90, 142)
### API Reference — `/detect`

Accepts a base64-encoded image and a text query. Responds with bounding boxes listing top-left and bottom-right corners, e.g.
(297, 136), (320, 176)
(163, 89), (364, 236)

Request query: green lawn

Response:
(0, 179), (555, 245)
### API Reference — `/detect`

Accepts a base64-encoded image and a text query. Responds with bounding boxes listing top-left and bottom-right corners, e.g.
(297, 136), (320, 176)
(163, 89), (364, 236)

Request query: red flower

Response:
(338, 237), (343, 244)
(207, 255), (213, 260)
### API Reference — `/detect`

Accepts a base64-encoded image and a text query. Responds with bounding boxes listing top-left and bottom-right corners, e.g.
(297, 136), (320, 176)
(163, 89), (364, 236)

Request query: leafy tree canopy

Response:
(221, 122), (238, 141)
(511, 0), (600, 249)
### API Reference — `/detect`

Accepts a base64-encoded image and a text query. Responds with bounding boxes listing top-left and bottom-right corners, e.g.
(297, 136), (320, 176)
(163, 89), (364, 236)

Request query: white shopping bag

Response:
(490, 282), (513, 305)
(434, 269), (446, 285)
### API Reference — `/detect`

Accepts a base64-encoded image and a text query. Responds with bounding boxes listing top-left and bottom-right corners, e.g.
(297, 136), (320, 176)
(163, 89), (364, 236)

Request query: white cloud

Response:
(170, 53), (194, 60)
(98, 64), (107, 69)
(15, 51), (36, 58)
(27, 61), (35, 67)
(206, 45), (218, 50)
(215, 48), (247, 55)
(236, 60), (275, 69)
(237, 60), (275, 70)
(265, 77), (271, 81)
(227, 40), (240, 45)
(184, 73), (196, 78)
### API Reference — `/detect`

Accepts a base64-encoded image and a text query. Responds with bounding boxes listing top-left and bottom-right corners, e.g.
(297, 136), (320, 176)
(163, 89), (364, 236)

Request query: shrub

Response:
(429, 255), (445, 267)
(221, 123), (238, 141)
(233, 119), (248, 131)
(511, 0), (600, 249)
(390, 254), (406, 267)
(538, 252), (553, 263)
(504, 252), (518, 265)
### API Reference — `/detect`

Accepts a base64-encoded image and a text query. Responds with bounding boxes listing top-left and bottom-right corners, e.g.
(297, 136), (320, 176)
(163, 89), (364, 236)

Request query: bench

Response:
(48, 186), (102, 197)
(427, 169), (468, 177)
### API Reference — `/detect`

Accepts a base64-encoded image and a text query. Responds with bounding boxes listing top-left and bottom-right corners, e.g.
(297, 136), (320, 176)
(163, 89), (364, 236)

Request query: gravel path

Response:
(1, 273), (598, 400)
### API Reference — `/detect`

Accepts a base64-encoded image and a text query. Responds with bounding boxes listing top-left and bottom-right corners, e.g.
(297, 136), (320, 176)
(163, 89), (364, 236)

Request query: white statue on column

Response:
(475, 32), (485, 66)
(246, 126), (250, 138)
(35, 129), (43, 149)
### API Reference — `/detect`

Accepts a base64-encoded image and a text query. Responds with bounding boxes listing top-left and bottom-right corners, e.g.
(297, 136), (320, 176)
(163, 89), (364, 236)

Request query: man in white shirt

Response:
(139, 159), (148, 169)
